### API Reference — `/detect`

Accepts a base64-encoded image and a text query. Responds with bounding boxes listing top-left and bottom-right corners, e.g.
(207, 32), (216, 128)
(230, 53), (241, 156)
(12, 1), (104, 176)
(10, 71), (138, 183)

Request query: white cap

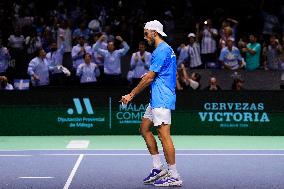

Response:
(188, 33), (196, 38)
(144, 20), (167, 37)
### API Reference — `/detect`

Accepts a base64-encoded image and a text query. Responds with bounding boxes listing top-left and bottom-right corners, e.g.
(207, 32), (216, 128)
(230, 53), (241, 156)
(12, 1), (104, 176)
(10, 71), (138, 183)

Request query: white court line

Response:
(63, 154), (84, 189)
(18, 177), (53, 179)
(66, 140), (89, 149)
(0, 149), (284, 151)
(42, 153), (284, 156)
(0, 155), (32, 157)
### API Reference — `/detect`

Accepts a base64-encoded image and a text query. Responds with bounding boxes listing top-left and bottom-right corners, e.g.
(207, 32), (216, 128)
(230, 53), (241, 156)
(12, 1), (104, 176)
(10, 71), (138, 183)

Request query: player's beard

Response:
(148, 35), (155, 46)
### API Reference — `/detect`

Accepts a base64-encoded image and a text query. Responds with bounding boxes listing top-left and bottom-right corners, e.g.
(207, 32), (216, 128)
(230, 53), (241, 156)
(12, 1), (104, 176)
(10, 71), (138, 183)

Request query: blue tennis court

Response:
(1, 148), (284, 189)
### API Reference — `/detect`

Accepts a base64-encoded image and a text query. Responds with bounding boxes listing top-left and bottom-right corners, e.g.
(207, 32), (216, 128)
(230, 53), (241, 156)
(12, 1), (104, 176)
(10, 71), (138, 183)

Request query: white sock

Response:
(152, 154), (162, 169)
(168, 164), (179, 178)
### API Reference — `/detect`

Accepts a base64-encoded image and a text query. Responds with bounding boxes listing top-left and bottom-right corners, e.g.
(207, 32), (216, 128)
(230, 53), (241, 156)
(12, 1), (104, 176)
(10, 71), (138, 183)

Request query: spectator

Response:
(219, 26), (233, 49)
(46, 38), (70, 86)
(219, 37), (243, 70)
(92, 32), (107, 78)
(263, 35), (283, 70)
(93, 35), (129, 85)
(8, 28), (25, 51)
(8, 28), (25, 78)
(203, 76), (222, 91)
(57, 20), (72, 54)
(176, 63), (201, 90)
(27, 48), (50, 87)
(219, 18), (238, 42)
(71, 35), (92, 70)
(242, 34), (261, 71)
(57, 20), (73, 76)
(186, 33), (203, 68)
(41, 27), (55, 53)
(76, 53), (100, 84)
(0, 42), (11, 77)
(25, 29), (42, 62)
(73, 22), (91, 42)
(128, 41), (151, 87)
(0, 76), (13, 90)
(177, 43), (189, 67)
(200, 19), (218, 68)
(232, 78), (245, 90)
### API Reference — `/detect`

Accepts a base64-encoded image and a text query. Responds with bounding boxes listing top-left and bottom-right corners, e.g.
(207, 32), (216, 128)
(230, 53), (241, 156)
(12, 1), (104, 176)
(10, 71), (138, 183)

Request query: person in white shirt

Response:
(25, 30), (42, 61)
(72, 35), (92, 70)
(57, 20), (73, 74)
(0, 42), (11, 76)
(93, 35), (129, 86)
(179, 33), (203, 69)
(46, 38), (71, 86)
(8, 28), (26, 78)
(71, 35), (92, 84)
(128, 41), (151, 87)
(76, 53), (100, 85)
(27, 48), (50, 87)
(200, 19), (219, 68)
(92, 32), (107, 81)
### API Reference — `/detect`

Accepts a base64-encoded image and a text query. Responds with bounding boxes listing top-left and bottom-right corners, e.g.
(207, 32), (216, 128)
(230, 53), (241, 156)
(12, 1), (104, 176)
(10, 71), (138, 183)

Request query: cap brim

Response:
(157, 31), (167, 37)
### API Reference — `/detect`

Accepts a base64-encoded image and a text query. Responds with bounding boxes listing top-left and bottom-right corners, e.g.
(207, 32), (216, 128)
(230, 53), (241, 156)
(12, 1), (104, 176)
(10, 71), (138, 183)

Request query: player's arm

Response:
(120, 71), (155, 104)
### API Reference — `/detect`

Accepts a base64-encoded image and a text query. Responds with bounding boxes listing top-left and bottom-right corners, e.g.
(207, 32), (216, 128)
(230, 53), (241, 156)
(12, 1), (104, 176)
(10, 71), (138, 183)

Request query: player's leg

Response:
(141, 106), (167, 184)
(151, 108), (182, 187)
(156, 124), (175, 165)
(140, 118), (159, 155)
(153, 124), (182, 187)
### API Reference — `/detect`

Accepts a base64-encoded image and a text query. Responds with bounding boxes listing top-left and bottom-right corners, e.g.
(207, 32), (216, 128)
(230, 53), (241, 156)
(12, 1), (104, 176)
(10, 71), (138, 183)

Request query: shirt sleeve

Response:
(145, 53), (151, 69)
(130, 53), (136, 70)
(72, 46), (84, 61)
(27, 60), (36, 76)
(93, 42), (108, 57)
(253, 44), (261, 53)
(219, 49), (225, 62)
(76, 64), (83, 76)
(116, 41), (130, 57)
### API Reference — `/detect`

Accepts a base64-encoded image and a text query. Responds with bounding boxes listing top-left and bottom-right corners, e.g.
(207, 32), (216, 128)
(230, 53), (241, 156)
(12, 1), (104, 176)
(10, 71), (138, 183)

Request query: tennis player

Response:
(120, 20), (182, 187)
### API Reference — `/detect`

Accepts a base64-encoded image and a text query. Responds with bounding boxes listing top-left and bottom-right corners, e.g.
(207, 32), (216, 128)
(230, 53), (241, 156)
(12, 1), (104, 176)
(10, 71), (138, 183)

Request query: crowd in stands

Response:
(0, 0), (284, 90)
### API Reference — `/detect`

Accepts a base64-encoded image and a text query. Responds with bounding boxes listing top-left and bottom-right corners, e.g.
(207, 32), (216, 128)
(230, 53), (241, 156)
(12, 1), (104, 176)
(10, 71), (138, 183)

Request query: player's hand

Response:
(120, 93), (134, 105)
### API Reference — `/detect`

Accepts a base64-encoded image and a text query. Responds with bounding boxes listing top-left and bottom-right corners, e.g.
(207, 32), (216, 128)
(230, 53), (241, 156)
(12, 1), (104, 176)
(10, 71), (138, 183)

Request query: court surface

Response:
(0, 136), (284, 189)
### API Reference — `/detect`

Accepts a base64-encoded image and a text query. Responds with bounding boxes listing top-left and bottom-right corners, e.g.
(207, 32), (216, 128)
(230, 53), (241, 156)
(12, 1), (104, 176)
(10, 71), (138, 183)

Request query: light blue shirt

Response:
(27, 57), (50, 86)
(92, 41), (107, 66)
(72, 44), (92, 69)
(149, 42), (176, 110)
(76, 62), (100, 83)
(93, 41), (129, 75)
(130, 51), (151, 78)
(0, 47), (10, 73)
(46, 44), (66, 74)
(177, 45), (189, 66)
(219, 46), (242, 70)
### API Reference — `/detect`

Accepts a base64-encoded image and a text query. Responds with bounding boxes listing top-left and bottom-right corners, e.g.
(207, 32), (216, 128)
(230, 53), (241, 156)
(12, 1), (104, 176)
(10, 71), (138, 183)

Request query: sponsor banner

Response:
(0, 88), (283, 135)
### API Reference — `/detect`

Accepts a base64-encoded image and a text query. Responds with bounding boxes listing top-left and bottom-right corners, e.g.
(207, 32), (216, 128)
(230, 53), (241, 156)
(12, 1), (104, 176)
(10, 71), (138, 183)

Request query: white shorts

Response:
(143, 104), (171, 126)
